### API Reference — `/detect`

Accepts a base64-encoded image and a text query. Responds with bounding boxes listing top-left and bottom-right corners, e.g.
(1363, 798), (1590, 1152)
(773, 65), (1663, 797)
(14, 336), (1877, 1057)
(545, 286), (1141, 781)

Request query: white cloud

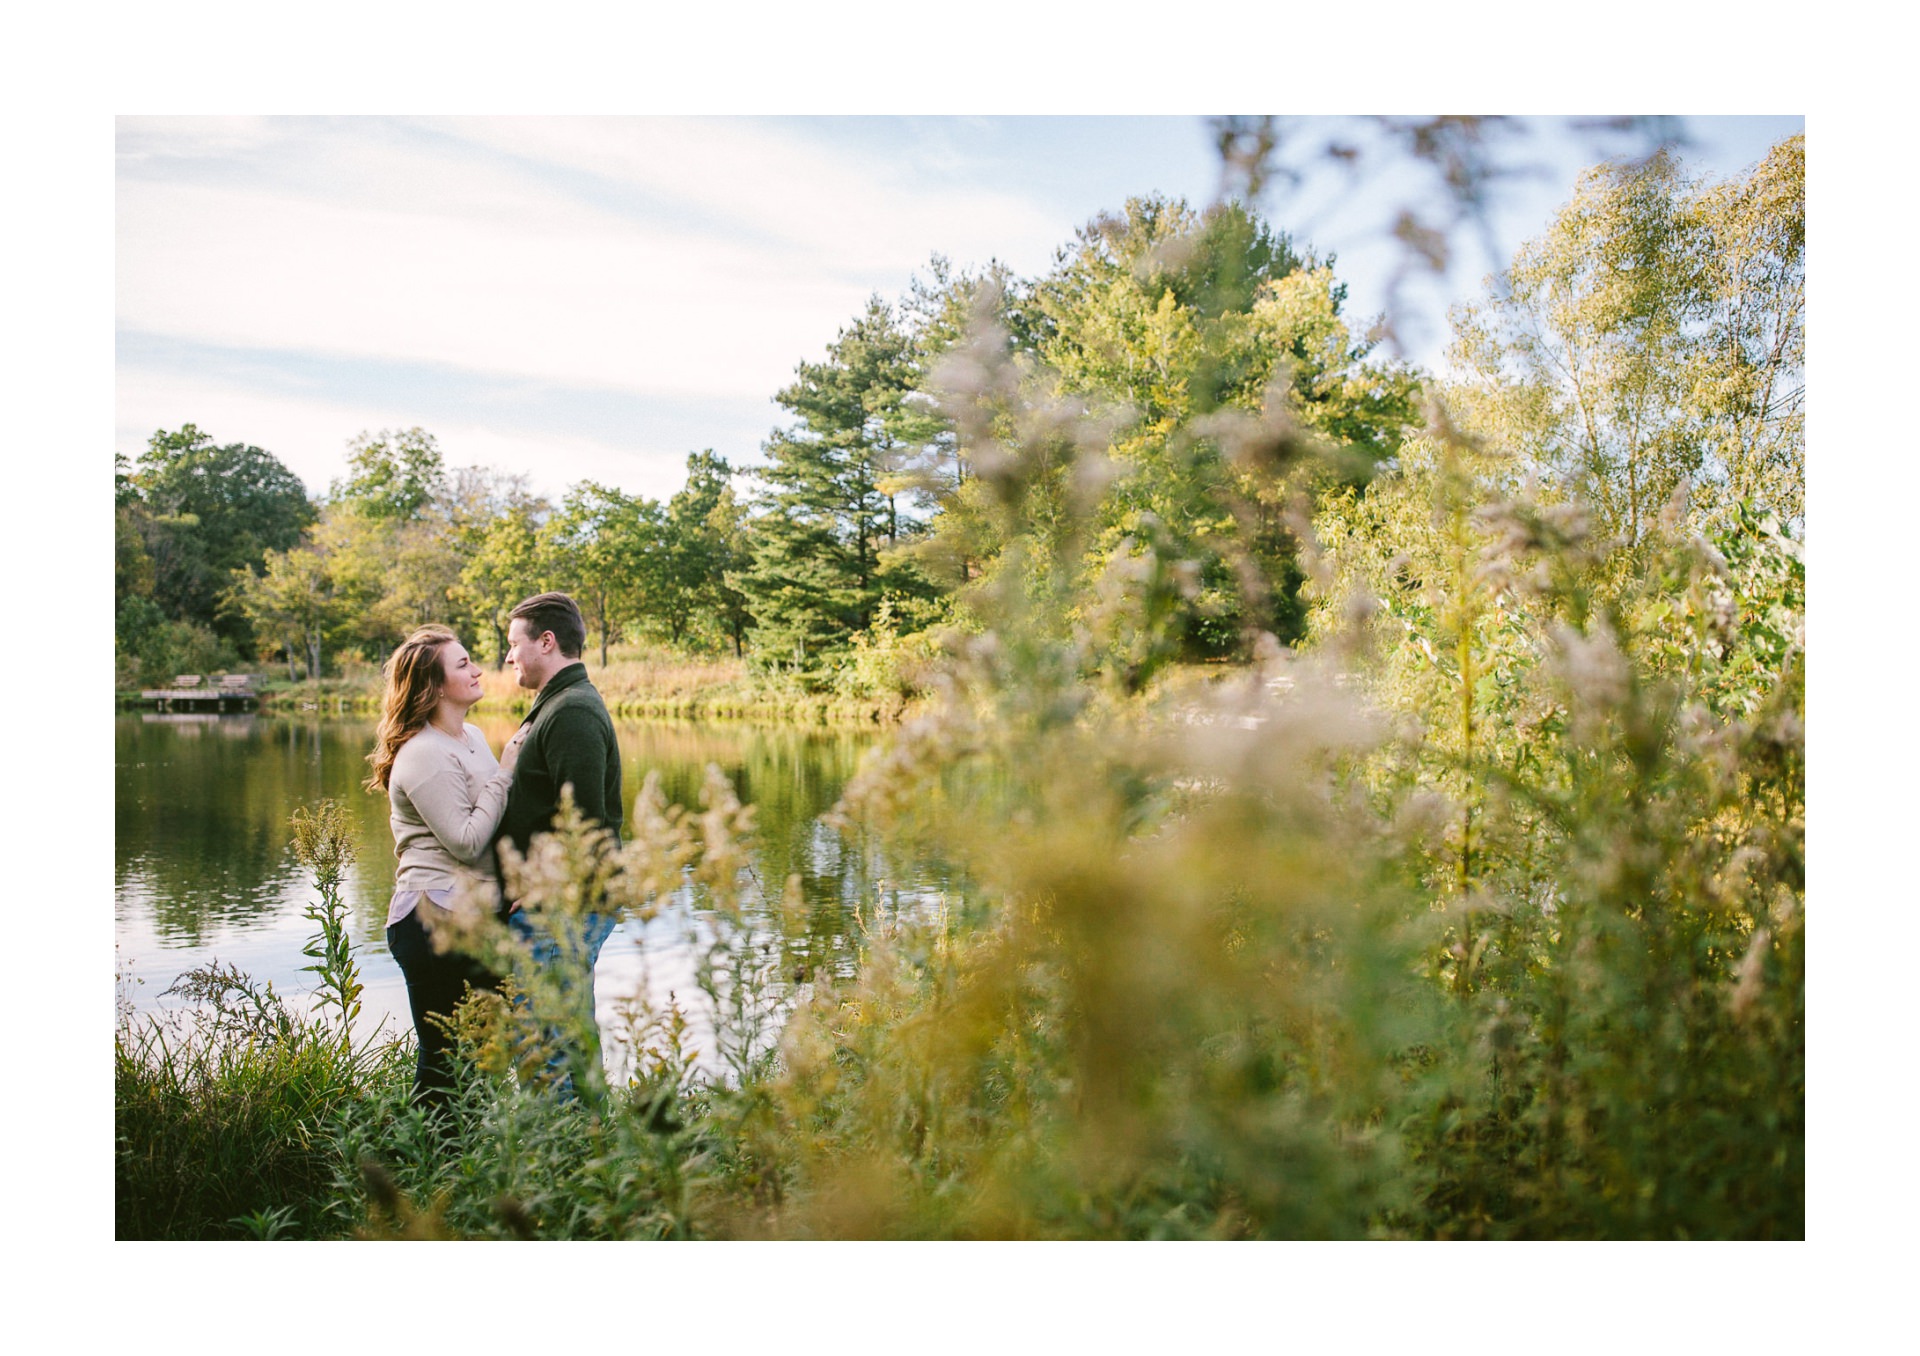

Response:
(117, 176), (871, 402)
(116, 117), (1076, 412)
(429, 116), (1067, 275)
(115, 116), (287, 163)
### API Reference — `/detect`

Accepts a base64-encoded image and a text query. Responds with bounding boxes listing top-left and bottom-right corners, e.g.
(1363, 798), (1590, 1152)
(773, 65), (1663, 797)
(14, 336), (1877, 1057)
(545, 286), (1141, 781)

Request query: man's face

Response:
(505, 618), (555, 692)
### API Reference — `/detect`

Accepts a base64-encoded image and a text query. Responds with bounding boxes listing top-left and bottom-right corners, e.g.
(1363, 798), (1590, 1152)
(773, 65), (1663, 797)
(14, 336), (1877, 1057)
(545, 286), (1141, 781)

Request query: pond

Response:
(114, 711), (953, 1076)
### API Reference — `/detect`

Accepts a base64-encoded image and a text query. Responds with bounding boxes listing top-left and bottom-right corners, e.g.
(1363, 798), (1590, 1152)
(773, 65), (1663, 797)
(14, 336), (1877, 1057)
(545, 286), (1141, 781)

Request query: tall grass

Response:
(114, 802), (411, 1240)
(269, 643), (913, 724)
(472, 644), (746, 712)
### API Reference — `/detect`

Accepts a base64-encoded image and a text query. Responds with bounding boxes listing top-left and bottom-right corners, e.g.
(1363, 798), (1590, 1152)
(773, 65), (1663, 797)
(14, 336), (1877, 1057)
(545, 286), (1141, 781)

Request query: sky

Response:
(115, 114), (1803, 505)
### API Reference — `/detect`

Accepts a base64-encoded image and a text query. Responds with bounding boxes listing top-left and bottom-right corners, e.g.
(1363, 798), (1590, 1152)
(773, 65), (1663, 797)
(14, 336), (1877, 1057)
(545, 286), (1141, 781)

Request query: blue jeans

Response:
(505, 907), (618, 1100)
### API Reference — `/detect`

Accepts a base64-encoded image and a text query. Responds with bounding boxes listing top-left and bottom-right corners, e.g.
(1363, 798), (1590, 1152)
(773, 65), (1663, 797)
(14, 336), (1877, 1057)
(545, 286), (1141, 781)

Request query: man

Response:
(493, 591), (623, 1096)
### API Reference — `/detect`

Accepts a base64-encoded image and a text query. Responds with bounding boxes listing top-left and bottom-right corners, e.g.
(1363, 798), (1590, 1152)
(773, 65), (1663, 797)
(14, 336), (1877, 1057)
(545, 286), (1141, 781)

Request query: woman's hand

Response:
(499, 725), (530, 776)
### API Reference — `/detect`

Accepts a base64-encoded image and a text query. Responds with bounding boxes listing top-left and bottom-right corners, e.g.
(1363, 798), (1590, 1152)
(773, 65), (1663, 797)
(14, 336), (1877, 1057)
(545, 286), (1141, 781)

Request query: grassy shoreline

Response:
(117, 645), (921, 726)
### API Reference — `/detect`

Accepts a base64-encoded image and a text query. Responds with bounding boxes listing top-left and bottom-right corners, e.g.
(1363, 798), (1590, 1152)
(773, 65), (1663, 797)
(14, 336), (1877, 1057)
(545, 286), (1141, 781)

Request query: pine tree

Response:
(735, 299), (937, 675)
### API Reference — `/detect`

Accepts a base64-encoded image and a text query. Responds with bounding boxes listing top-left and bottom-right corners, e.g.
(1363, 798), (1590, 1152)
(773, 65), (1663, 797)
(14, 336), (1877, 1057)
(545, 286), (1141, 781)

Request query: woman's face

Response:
(436, 640), (487, 708)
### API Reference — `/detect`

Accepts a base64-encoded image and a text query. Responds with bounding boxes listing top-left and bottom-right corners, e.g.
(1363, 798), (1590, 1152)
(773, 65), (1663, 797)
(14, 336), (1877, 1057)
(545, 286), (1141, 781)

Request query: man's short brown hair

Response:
(510, 592), (586, 658)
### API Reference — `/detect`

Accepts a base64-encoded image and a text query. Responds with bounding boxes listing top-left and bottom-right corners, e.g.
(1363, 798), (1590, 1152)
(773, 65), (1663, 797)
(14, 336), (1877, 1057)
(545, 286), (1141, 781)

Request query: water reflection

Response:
(115, 713), (954, 1071)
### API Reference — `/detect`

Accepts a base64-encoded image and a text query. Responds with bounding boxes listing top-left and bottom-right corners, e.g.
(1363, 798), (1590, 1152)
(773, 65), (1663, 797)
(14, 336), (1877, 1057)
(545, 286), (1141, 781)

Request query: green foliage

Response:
(655, 451), (752, 654)
(451, 473), (553, 667)
(830, 596), (942, 713)
(1447, 136), (1804, 549)
(1688, 137), (1805, 522)
(930, 194), (1422, 657)
(224, 530), (356, 681)
(332, 426), (447, 521)
(328, 778), (780, 1239)
(543, 480), (666, 667)
(716, 310), (1431, 1237)
(1294, 139), (1805, 1236)
(114, 1005), (409, 1239)
(118, 424), (314, 662)
(116, 200), (1411, 690)
(115, 594), (239, 688)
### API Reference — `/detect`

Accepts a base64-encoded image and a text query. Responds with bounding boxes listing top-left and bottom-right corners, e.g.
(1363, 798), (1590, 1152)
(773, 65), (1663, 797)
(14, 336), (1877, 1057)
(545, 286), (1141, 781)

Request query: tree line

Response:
(116, 427), (752, 686)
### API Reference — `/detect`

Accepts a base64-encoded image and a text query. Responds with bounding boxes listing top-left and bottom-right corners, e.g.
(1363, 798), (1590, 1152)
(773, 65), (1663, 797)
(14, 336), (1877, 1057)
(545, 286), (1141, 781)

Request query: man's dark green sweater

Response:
(493, 661), (622, 910)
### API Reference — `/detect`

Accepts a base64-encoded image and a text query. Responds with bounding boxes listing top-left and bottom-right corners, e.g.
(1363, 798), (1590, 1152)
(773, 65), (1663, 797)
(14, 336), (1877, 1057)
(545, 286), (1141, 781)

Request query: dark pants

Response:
(386, 904), (502, 1113)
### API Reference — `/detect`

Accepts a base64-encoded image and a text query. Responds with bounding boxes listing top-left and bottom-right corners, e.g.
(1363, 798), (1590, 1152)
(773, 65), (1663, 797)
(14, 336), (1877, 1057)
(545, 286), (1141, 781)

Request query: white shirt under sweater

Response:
(385, 721), (513, 926)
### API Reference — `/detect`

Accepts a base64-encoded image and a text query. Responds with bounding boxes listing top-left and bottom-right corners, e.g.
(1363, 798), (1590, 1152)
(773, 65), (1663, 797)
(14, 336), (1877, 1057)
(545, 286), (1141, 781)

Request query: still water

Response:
(115, 712), (949, 1071)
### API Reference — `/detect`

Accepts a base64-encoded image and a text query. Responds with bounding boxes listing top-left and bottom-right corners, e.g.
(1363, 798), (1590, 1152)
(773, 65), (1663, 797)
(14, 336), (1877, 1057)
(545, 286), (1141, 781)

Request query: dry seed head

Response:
(1190, 390), (1316, 473)
(1473, 556), (1516, 595)
(1389, 789), (1455, 845)
(1547, 618), (1631, 718)
(694, 762), (757, 905)
(779, 873), (807, 928)
(1656, 479), (1693, 534)
(498, 807), (618, 922)
(420, 874), (504, 957)
(1071, 446), (1123, 503)
(1729, 926), (1772, 1022)
(1282, 497), (1335, 594)
(1760, 703), (1804, 752)
(495, 1195), (537, 1241)
(613, 771), (697, 911)
(360, 1157), (401, 1214)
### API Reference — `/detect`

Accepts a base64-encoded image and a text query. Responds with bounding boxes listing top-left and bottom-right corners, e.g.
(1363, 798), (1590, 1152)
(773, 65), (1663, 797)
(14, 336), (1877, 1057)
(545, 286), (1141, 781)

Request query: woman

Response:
(365, 624), (526, 1113)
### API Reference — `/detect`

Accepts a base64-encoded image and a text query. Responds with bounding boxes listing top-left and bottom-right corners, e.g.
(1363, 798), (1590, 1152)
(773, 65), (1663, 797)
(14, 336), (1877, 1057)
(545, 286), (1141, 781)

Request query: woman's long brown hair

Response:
(364, 624), (458, 793)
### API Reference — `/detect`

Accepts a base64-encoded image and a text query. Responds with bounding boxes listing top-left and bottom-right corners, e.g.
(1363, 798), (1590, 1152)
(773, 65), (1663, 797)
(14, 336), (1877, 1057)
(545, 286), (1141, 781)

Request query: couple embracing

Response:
(362, 591), (621, 1114)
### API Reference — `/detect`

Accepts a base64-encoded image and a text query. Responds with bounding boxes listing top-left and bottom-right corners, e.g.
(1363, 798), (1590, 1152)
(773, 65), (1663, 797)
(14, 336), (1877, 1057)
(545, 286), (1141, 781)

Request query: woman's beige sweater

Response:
(387, 722), (513, 893)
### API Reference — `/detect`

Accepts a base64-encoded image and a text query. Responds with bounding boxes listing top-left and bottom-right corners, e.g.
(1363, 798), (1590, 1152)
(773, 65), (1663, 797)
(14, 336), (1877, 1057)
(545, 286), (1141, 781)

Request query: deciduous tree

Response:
(332, 427), (448, 522)
(654, 451), (750, 654)
(455, 489), (554, 669)
(1446, 136), (1804, 549)
(1001, 196), (1418, 652)
(226, 538), (355, 681)
(543, 481), (665, 668)
(129, 425), (314, 647)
